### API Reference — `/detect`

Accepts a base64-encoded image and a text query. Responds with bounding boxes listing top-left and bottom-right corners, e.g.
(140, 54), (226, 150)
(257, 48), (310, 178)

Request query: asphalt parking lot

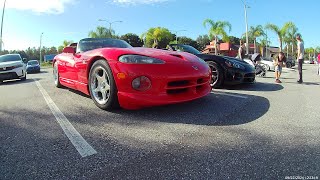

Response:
(1, 64), (320, 179)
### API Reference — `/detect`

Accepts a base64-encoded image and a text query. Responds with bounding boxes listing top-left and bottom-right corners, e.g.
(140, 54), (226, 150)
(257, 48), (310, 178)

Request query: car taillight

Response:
(132, 76), (151, 91)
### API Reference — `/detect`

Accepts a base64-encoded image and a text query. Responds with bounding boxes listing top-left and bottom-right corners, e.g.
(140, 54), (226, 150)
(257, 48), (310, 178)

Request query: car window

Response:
(27, 61), (39, 65)
(78, 38), (132, 53)
(0, 54), (22, 63)
(171, 45), (201, 55)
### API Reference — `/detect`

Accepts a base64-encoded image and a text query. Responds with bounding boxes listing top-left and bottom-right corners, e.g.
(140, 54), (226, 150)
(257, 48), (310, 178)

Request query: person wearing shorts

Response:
(274, 52), (286, 83)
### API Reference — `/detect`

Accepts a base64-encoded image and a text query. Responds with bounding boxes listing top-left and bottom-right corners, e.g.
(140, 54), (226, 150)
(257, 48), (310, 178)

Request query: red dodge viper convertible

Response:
(53, 38), (211, 110)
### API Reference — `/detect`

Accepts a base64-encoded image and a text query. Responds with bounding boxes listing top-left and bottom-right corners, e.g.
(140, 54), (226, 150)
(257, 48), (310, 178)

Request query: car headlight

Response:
(119, 55), (165, 64)
(15, 64), (24, 68)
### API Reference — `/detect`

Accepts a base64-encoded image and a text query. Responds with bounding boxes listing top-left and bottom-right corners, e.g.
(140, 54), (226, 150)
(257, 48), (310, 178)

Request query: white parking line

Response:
(34, 80), (97, 157)
(211, 91), (248, 99)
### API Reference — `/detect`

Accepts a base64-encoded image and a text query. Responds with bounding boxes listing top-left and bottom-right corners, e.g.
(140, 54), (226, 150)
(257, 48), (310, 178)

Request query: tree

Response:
(203, 19), (232, 55)
(58, 40), (73, 53)
(265, 22), (296, 52)
(258, 38), (270, 57)
(196, 35), (211, 51)
(141, 27), (175, 48)
(88, 26), (115, 38)
(120, 33), (143, 47)
(175, 36), (199, 50)
(283, 23), (298, 57)
(229, 36), (241, 46)
(248, 25), (265, 53)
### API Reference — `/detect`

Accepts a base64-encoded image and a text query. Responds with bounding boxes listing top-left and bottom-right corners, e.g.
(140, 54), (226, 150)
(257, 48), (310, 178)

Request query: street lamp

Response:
(172, 30), (187, 44)
(241, 0), (249, 55)
(98, 19), (122, 37)
(0, 0), (7, 52)
(39, 32), (44, 63)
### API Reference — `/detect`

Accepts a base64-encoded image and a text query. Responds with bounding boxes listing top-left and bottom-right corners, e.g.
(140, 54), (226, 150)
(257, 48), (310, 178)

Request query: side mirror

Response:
(62, 47), (76, 54)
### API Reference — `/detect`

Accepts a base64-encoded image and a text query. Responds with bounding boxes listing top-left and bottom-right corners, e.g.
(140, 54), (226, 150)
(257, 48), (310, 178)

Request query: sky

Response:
(1, 0), (319, 50)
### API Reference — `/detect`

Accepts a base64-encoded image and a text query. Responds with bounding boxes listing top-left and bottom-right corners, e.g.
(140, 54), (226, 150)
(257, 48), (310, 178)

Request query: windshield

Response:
(27, 60), (39, 65)
(0, 54), (22, 63)
(78, 38), (132, 52)
(171, 44), (201, 55)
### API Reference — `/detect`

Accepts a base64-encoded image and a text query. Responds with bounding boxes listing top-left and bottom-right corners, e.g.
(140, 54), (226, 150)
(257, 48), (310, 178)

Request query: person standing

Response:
(296, 33), (304, 83)
(238, 41), (246, 60)
(317, 53), (320, 75)
(274, 52), (286, 83)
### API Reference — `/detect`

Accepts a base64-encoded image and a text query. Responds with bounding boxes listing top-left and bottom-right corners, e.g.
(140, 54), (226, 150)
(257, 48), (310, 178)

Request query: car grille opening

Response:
(167, 88), (188, 94)
(166, 77), (210, 95)
(0, 66), (15, 72)
(168, 80), (190, 87)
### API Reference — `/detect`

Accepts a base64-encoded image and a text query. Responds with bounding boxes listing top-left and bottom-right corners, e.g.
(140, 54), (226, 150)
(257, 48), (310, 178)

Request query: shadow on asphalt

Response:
(0, 78), (41, 86)
(223, 82), (283, 92)
(110, 93), (270, 126)
(1, 107), (319, 180)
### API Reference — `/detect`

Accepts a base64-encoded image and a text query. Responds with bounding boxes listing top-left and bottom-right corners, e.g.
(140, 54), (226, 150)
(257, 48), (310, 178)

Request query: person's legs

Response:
(298, 59), (303, 82)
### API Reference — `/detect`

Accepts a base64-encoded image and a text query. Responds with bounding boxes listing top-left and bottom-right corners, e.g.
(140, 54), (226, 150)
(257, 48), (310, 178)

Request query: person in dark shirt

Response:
(274, 52), (286, 83)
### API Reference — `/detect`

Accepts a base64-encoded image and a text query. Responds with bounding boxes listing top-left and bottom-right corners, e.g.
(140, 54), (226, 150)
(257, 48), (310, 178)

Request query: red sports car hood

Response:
(121, 47), (202, 64)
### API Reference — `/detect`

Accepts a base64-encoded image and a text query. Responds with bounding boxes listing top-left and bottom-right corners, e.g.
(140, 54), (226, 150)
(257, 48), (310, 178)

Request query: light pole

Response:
(0, 0), (7, 52)
(98, 19), (122, 37)
(241, 0), (249, 55)
(172, 30), (187, 44)
(39, 32), (44, 63)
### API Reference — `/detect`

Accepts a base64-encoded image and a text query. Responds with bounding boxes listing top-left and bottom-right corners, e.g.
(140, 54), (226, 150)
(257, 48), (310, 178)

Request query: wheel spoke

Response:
(101, 90), (107, 101)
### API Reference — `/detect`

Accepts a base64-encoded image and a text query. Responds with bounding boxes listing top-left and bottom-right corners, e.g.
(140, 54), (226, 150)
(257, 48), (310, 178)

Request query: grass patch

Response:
(40, 62), (52, 68)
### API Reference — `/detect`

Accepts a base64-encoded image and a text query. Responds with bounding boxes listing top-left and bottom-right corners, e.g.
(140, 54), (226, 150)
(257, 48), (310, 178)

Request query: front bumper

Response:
(0, 67), (25, 81)
(111, 61), (212, 109)
(224, 68), (256, 85)
(27, 66), (40, 73)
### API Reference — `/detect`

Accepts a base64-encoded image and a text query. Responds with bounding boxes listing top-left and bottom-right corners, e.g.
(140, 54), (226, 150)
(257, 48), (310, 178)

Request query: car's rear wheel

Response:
(262, 64), (270, 71)
(208, 61), (224, 88)
(89, 60), (119, 110)
(286, 62), (292, 68)
(53, 61), (62, 88)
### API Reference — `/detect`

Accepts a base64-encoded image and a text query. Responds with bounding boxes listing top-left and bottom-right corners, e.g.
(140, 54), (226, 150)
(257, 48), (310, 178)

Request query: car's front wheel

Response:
(21, 72), (26, 81)
(53, 61), (62, 88)
(88, 60), (119, 110)
(208, 61), (224, 88)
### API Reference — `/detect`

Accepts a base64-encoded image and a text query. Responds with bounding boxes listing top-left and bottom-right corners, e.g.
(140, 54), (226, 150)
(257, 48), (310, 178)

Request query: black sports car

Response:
(167, 44), (255, 88)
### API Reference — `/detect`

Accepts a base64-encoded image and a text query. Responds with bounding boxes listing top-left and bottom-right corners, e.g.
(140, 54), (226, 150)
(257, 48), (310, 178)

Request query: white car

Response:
(0, 54), (27, 83)
(260, 58), (275, 71)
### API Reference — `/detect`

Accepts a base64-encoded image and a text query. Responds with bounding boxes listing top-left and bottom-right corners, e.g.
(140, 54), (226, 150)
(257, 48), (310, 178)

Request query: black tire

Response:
(21, 73), (26, 81)
(88, 60), (119, 110)
(262, 64), (270, 71)
(286, 62), (292, 68)
(53, 61), (62, 88)
(208, 61), (224, 88)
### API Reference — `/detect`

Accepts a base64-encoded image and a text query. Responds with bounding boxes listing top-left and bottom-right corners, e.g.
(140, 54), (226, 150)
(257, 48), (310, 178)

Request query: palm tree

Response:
(283, 23), (298, 57)
(141, 27), (173, 48)
(88, 26), (114, 38)
(248, 25), (265, 53)
(62, 40), (73, 47)
(265, 22), (296, 52)
(203, 19), (232, 55)
(259, 38), (270, 57)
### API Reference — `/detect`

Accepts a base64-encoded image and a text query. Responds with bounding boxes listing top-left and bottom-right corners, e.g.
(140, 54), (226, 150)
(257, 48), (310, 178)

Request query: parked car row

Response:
(0, 54), (41, 83)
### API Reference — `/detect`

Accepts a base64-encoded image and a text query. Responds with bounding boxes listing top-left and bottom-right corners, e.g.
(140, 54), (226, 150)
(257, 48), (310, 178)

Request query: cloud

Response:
(5, 0), (76, 14)
(109, 0), (170, 5)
